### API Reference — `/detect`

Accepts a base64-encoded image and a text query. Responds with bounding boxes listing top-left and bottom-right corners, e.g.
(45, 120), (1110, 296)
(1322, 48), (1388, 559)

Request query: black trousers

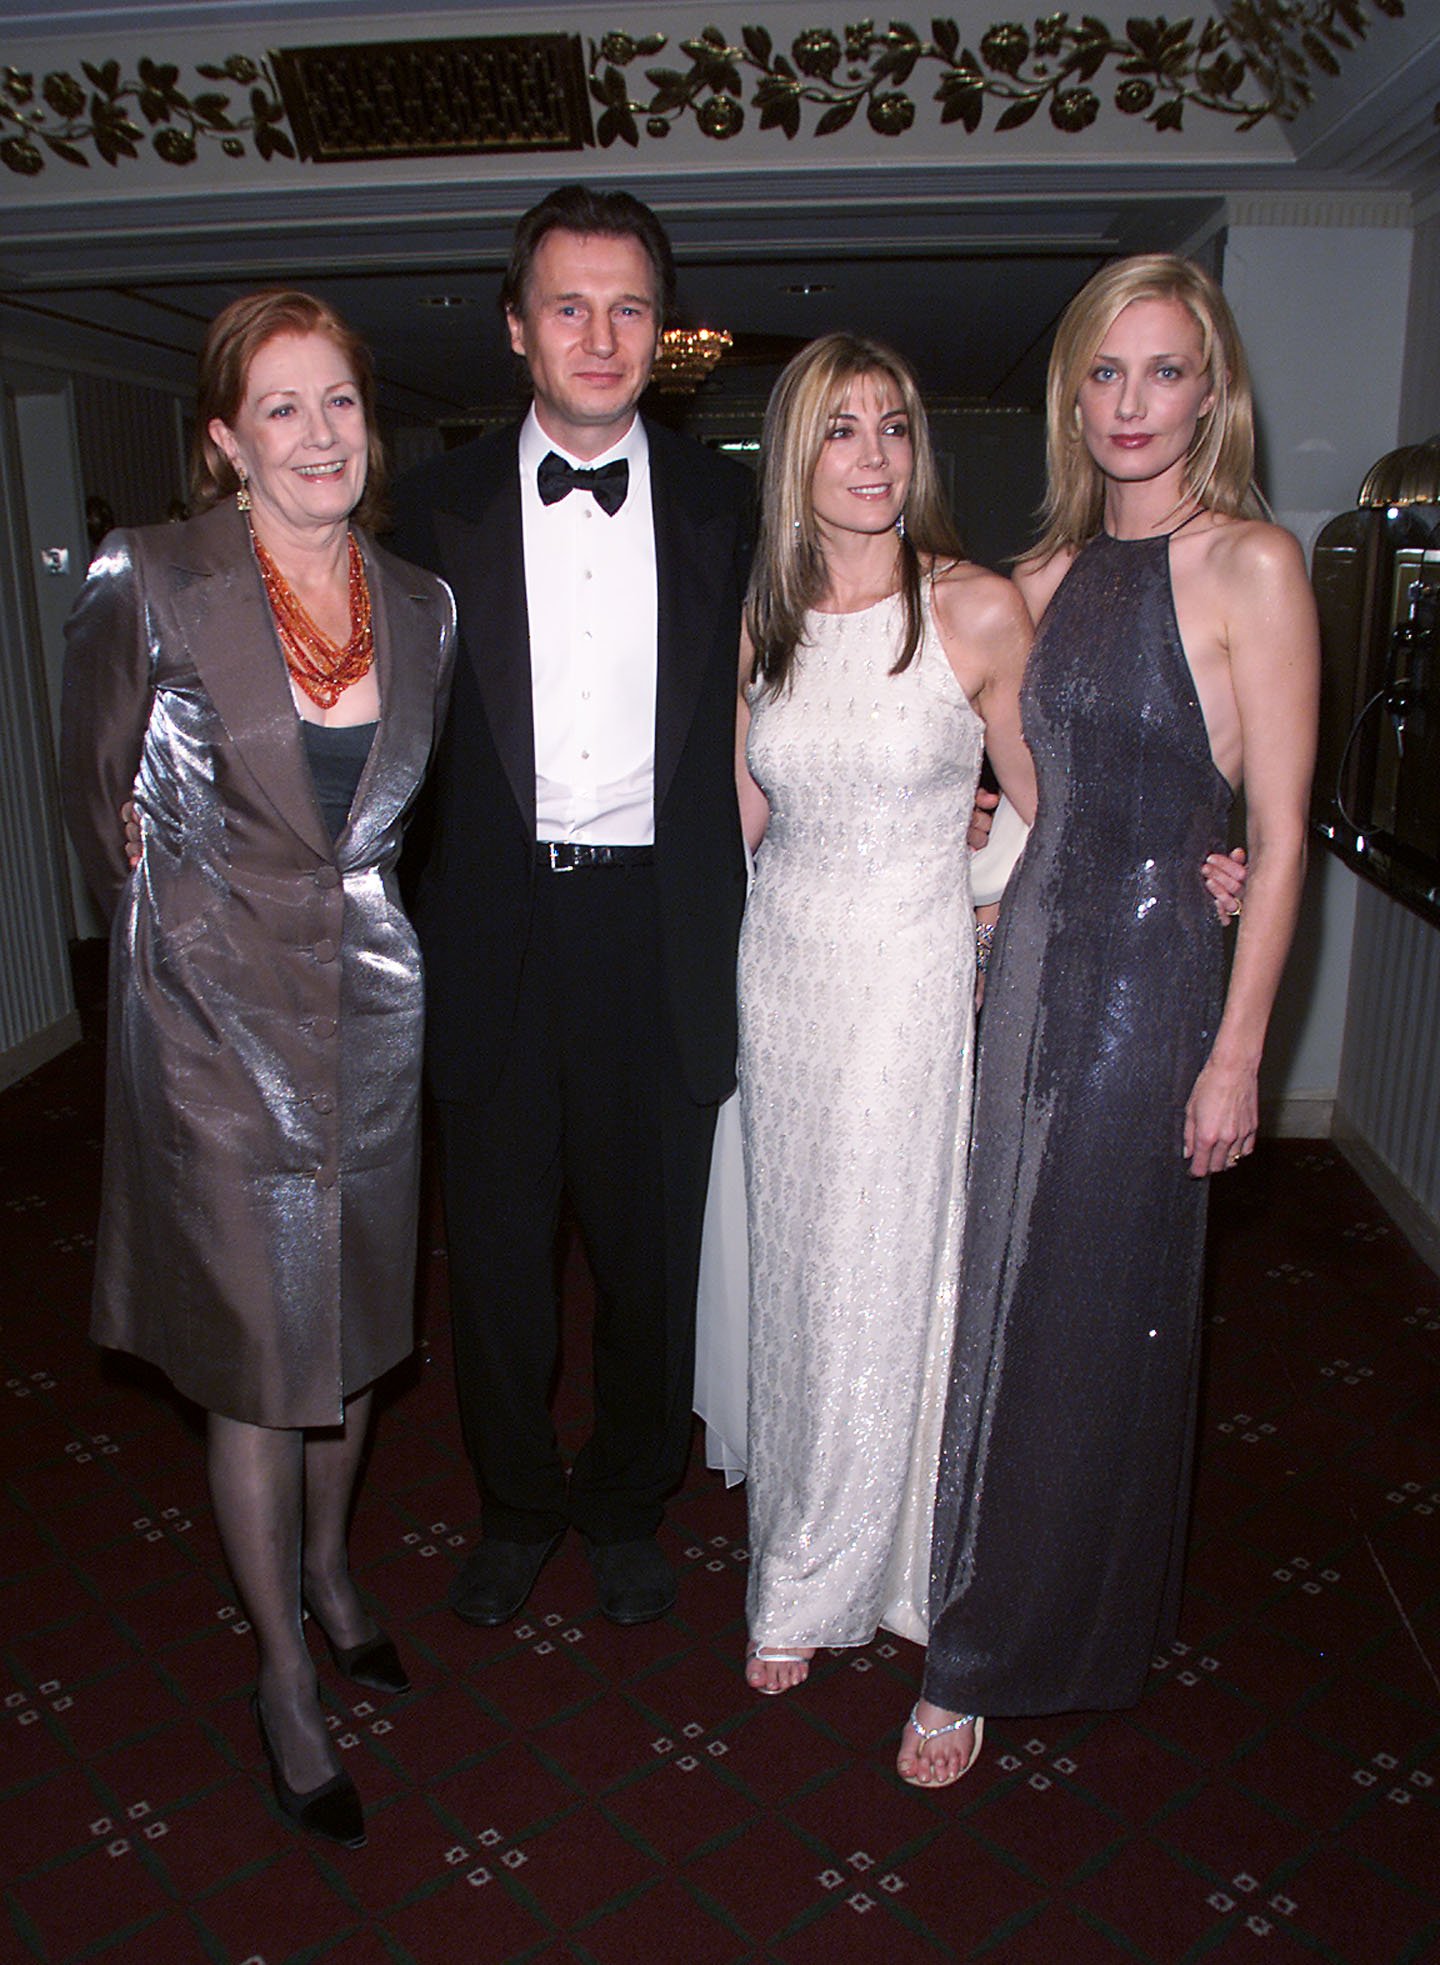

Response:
(436, 862), (719, 1544)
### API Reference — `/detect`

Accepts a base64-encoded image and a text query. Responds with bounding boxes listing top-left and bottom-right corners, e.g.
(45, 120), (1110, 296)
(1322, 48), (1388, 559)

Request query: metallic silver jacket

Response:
(61, 500), (456, 1425)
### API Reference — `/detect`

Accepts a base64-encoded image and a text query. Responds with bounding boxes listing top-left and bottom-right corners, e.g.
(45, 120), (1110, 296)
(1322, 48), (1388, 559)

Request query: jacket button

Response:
(315, 866), (340, 890)
(315, 1164), (338, 1190)
(313, 938), (337, 963)
(312, 1092), (335, 1115)
(313, 1017), (337, 1040)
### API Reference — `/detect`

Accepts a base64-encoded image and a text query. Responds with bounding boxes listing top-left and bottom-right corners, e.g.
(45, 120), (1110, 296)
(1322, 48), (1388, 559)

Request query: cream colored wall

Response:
(1222, 206), (1414, 1134)
(1332, 202), (1440, 1255)
(0, 365), (84, 1084)
(1223, 201), (1440, 1247)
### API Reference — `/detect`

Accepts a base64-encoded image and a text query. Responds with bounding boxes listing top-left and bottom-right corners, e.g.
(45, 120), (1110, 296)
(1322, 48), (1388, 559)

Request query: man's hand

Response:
(966, 793), (1247, 923)
(967, 785), (999, 853)
(1204, 846), (1247, 924)
(121, 801), (140, 870)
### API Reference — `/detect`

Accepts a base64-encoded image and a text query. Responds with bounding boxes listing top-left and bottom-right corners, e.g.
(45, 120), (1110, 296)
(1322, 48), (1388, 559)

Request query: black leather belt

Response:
(535, 842), (655, 872)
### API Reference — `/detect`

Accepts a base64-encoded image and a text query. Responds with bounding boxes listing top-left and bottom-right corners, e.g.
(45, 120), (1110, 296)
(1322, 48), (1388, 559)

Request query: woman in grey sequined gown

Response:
(62, 295), (455, 1843)
(900, 258), (1318, 1784)
(736, 336), (1036, 1692)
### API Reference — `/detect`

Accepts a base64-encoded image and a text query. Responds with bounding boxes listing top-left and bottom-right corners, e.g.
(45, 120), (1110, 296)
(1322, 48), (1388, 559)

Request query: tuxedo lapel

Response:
(650, 425), (735, 819)
(164, 502), (332, 860)
(431, 437), (535, 834)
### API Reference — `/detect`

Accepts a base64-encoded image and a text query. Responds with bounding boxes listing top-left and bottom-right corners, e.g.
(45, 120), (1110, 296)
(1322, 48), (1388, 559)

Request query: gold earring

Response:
(235, 469), (250, 513)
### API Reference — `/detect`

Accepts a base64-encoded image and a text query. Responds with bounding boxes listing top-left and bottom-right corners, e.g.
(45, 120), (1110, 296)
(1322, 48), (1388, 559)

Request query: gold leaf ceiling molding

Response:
(589, 1), (1409, 145)
(0, 2), (1409, 176)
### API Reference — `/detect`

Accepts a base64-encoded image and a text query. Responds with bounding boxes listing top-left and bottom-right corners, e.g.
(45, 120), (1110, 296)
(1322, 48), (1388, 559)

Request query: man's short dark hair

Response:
(500, 185), (677, 324)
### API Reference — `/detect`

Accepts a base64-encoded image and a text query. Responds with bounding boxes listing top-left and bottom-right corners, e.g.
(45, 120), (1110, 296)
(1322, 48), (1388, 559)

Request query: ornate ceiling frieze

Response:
(0, 2), (1409, 176)
(589, 1), (1408, 145)
(0, 53), (292, 173)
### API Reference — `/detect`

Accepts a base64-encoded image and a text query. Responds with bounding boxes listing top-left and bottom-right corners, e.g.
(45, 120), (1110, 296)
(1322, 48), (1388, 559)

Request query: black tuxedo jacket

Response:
(392, 417), (753, 1108)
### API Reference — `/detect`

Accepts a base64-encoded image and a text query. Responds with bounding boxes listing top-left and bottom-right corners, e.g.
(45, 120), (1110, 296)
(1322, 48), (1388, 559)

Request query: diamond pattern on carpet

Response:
(1, 1000), (1437, 1963)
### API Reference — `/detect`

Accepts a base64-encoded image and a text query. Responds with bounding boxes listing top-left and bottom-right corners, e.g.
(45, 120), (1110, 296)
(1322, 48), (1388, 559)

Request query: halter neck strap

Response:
(1163, 506), (1206, 538)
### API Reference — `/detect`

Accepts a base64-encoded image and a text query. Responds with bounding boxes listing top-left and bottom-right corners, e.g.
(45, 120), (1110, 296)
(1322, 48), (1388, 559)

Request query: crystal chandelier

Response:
(652, 326), (733, 393)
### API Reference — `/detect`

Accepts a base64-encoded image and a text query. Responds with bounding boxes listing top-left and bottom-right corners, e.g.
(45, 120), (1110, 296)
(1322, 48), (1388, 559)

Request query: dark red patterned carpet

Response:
(2, 984), (1438, 1964)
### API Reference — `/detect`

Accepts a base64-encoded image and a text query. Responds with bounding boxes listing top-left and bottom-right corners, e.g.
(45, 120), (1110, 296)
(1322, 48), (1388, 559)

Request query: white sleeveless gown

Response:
(738, 594), (984, 1647)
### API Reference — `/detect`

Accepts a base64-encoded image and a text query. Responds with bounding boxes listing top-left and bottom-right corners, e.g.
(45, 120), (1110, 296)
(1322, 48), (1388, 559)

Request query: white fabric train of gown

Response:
(694, 1037), (750, 1487)
(738, 591), (984, 1647)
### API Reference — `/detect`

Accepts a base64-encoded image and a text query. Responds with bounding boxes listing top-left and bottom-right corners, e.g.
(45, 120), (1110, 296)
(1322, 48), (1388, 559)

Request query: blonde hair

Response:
(1032, 253), (1264, 563)
(747, 332), (965, 693)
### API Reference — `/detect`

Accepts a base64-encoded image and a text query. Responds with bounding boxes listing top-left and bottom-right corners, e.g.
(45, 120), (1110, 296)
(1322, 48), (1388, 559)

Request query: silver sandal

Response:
(901, 1704), (985, 1786)
(745, 1643), (812, 1695)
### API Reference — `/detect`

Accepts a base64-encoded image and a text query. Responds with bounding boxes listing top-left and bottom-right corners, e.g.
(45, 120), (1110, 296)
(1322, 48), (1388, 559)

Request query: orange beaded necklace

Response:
(251, 523), (374, 710)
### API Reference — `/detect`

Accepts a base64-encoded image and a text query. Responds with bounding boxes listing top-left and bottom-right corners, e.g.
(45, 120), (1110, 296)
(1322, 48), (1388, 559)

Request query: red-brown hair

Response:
(190, 289), (387, 528)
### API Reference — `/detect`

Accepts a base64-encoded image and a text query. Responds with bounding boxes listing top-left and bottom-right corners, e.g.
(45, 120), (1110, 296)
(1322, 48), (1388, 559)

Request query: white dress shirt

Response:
(518, 406), (659, 846)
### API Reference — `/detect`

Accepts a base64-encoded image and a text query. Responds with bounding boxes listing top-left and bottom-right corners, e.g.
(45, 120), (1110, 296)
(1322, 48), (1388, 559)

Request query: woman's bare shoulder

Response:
(1191, 515), (1309, 607)
(1012, 544), (1076, 623)
(928, 556), (1029, 637)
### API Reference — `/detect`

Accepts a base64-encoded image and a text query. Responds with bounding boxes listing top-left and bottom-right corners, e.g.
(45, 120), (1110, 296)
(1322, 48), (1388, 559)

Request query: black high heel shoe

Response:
(322, 1629), (410, 1697)
(303, 1597), (411, 1696)
(251, 1693), (366, 1849)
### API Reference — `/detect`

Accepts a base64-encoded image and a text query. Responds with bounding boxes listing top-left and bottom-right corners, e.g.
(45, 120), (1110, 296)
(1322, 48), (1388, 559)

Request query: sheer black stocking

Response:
(301, 1387), (378, 1653)
(206, 1400), (371, 1797)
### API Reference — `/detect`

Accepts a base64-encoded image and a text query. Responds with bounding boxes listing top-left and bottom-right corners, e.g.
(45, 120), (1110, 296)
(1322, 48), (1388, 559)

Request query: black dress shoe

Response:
(251, 1694), (365, 1849)
(323, 1630), (410, 1696)
(448, 1531), (565, 1626)
(586, 1537), (677, 1625)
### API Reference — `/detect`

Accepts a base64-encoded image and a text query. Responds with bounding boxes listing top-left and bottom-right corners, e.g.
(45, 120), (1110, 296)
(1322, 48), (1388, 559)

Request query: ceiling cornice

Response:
(1, 2), (1424, 192)
(1226, 189), (1413, 227)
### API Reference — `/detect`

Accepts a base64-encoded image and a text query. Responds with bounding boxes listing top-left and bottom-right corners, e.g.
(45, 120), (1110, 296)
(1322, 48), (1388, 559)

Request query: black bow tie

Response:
(536, 450), (629, 516)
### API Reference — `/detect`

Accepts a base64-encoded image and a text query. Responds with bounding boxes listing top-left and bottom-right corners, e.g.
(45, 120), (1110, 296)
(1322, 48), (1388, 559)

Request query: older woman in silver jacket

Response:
(61, 291), (455, 1849)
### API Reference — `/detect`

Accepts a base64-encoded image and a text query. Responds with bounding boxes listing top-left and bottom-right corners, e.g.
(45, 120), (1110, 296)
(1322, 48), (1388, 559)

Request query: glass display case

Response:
(1311, 437), (1440, 926)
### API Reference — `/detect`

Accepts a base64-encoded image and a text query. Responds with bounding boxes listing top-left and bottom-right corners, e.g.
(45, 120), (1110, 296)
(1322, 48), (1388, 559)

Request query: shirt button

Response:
(583, 569), (593, 581)
(581, 690), (590, 700)
(313, 937), (337, 963)
(580, 749), (590, 760)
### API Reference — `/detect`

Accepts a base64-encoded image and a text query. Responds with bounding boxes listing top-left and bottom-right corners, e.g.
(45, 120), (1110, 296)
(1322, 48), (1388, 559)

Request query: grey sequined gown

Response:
(925, 530), (1232, 1716)
(741, 594), (983, 1649)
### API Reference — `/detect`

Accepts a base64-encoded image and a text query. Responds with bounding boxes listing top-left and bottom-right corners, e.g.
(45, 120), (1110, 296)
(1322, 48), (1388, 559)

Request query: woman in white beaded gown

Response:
(735, 334), (1038, 1693)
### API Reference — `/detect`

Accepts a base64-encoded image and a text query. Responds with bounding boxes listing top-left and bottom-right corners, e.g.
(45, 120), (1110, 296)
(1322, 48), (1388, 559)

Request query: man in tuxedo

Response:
(392, 186), (752, 1627)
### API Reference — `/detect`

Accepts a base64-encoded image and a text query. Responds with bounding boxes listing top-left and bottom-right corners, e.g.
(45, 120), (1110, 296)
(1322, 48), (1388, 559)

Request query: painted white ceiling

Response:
(1, 3), (1436, 417)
